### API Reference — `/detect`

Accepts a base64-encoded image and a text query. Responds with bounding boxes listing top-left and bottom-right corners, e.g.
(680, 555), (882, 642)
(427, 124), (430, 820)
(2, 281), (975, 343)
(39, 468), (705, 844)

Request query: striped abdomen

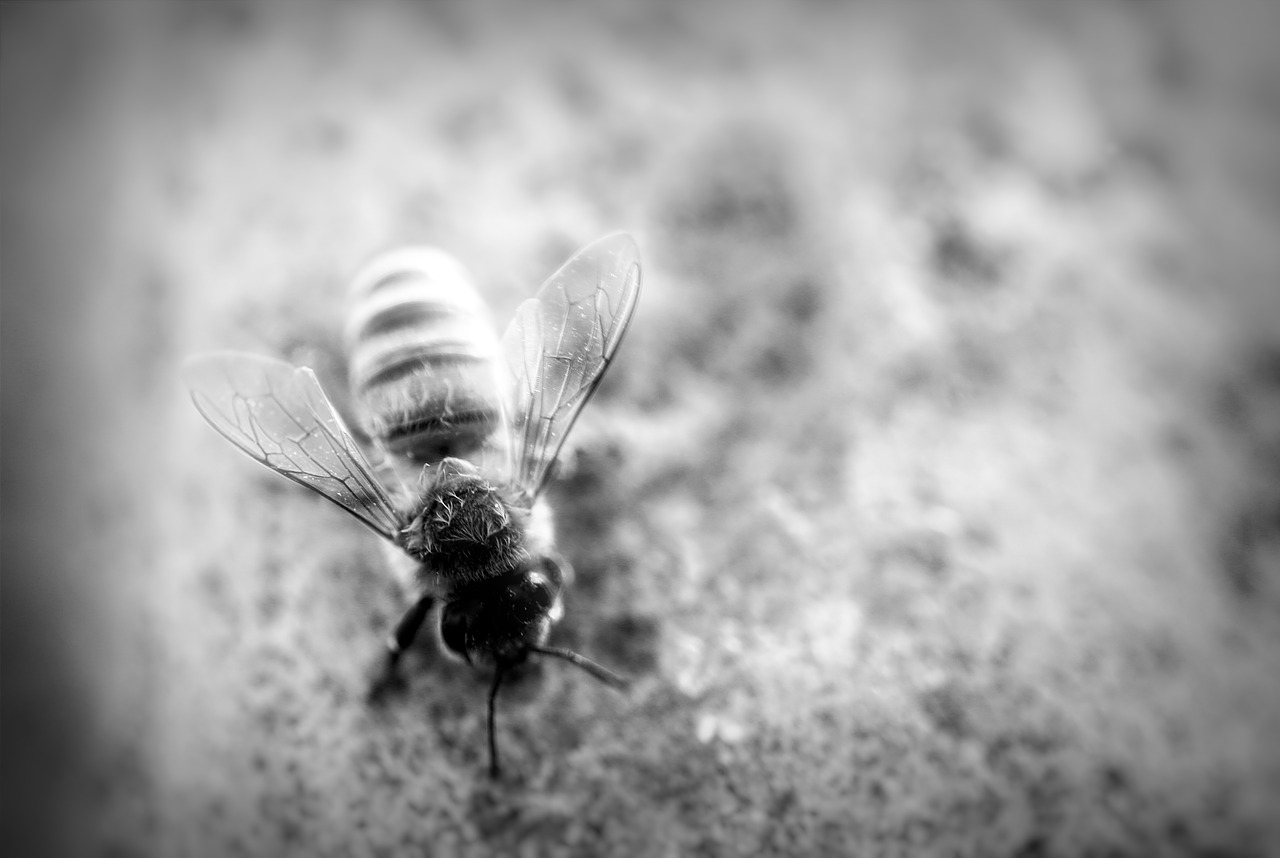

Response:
(344, 247), (504, 469)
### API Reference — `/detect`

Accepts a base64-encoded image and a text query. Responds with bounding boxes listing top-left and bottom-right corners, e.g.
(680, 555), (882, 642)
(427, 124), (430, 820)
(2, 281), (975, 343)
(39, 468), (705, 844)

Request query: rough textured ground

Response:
(5, 2), (1280, 856)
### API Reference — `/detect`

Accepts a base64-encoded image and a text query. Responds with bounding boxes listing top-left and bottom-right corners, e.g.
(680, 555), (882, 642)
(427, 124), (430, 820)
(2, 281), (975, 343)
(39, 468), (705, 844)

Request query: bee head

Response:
(441, 563), (630, 780)
(440, 567), (560, 669)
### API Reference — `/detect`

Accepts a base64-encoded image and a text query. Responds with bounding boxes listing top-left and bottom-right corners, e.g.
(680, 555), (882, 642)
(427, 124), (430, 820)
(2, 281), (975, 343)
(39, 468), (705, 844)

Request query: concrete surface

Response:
(4, 2), (1280, 855)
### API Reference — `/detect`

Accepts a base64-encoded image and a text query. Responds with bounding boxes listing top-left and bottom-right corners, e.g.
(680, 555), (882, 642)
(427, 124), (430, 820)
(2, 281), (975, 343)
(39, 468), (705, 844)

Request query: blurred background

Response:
(4, 1), (1280, 855)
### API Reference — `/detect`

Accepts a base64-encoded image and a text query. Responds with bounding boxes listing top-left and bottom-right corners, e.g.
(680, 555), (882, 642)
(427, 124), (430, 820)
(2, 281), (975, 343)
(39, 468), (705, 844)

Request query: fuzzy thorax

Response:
(403, 461), (532, 584)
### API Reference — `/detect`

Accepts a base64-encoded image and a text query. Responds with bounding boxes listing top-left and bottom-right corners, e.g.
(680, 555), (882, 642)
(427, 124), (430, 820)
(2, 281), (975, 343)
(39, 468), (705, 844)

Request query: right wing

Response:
(502, 232), (641, 498)
(182, 352), (407, 542)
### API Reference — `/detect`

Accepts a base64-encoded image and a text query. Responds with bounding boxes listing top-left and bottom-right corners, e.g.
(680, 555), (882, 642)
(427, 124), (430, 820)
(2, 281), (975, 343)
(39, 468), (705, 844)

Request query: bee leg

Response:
(487, 664), (507, 780)
(368, 594), (434, 703)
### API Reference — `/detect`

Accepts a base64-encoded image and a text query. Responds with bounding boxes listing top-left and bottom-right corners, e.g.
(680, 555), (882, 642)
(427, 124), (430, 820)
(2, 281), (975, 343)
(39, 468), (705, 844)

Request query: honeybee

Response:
(183, 233), (641, 777)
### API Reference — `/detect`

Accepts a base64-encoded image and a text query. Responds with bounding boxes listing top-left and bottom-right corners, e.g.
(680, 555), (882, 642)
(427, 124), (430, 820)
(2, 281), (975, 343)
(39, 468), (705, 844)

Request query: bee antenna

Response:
(487, 663), (507, 780)
(527, 645), (630, 690)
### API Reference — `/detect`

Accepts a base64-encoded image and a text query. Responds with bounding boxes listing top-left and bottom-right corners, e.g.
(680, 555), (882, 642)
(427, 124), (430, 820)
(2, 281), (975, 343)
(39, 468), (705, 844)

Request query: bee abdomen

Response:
(345, 247), (504, 463)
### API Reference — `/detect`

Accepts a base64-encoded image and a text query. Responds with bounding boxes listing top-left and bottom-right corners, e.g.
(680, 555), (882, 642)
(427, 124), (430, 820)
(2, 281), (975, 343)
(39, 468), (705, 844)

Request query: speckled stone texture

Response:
(4, 2), (1280, 856)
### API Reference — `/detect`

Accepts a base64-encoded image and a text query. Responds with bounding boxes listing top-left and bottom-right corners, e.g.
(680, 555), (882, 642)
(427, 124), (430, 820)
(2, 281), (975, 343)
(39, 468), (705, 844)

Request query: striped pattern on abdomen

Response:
(344, 247), (504, 465)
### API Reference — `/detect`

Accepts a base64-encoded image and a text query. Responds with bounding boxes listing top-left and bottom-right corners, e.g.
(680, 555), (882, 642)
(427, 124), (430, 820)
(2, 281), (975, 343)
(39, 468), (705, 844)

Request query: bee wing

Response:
(501, 232), (641, 497)
(182, 352), (407, 541)
(364, 436), (417, 514)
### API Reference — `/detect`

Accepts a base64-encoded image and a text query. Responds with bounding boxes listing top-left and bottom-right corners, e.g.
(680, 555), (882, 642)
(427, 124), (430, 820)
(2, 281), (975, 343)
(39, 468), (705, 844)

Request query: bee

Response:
(183, 233), (641, 777)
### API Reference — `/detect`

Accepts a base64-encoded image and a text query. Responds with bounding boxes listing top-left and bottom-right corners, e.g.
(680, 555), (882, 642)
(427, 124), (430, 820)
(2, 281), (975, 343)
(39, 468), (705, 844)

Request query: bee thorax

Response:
(404, 468), (531, 583)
